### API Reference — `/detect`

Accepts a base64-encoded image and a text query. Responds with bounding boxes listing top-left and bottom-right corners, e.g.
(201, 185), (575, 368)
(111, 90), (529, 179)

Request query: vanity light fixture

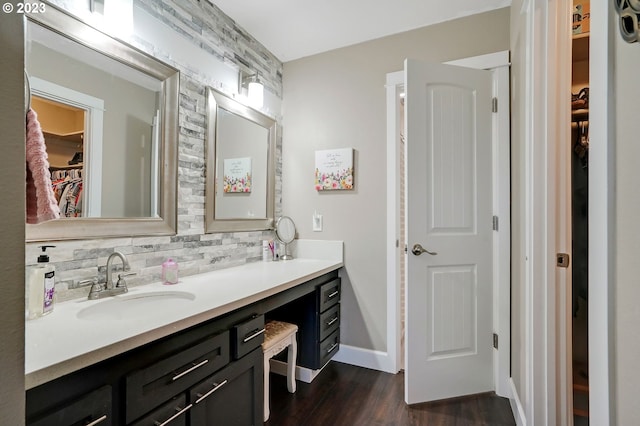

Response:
(239, 69), (264, 108)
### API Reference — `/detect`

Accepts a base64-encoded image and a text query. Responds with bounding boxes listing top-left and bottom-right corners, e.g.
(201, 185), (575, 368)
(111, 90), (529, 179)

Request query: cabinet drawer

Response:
(189, 347), (263, 426)
(125, 331), (229, 424)
(319, 328), (340, 368)
(231, 314), (265, 359)
(319, 303), (340, 341)
(130, 394), (189, 426)
(319, 278), (341, 312)
(29, 385), (112, 426)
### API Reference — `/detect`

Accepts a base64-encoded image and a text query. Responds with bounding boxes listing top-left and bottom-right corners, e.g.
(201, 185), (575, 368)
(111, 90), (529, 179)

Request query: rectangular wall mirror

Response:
(25, 2), (179, 241)
(205, 88), (276, 232)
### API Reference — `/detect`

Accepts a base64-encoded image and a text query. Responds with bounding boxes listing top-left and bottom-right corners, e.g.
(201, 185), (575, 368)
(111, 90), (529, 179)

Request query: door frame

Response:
(586, 1), (615, 424)
(520, 0), (614, 424)
(385, 51), (511, 397)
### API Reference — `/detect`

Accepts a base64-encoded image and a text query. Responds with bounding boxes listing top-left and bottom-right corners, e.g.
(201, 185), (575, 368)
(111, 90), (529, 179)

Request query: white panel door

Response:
(404, 59), (493, 404)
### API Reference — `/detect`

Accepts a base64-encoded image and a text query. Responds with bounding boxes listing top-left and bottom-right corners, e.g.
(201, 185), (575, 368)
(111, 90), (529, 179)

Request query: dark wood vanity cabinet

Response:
(189, 347), (263, 426)
(269, 275), (341, 370)
(27, 385), (113, 426)
(25, 269), (340, 426)
(130, 394), (188, 426)
(25, 316), (262, 426)
(125, 330), (230, 423)
(128, 337), (263, 426)
(124, 315), (264, 426)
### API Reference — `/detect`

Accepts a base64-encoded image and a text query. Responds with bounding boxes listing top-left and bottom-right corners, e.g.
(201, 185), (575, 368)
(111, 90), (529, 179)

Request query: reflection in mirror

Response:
(25, 4), (179, 241)
(205, 88), (276, 233)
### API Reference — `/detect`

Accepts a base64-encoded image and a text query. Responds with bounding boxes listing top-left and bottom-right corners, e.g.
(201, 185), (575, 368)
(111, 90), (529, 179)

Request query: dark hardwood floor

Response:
(266, 361), (516, 426)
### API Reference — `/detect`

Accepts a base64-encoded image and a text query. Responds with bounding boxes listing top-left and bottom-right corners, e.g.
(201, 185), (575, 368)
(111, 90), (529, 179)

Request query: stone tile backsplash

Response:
(28, 0), (284, 302)
(27, 232), (273, 303)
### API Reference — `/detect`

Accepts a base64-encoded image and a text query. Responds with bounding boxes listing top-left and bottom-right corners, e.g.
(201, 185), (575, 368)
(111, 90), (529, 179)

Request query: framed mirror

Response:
(205, 88), (276, 233)
(25, 2), (179, 241)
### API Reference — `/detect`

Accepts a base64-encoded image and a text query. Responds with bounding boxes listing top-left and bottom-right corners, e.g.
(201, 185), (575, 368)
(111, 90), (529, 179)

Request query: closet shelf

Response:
(44, 130), (84, 144)
(50, 163), (83, 171)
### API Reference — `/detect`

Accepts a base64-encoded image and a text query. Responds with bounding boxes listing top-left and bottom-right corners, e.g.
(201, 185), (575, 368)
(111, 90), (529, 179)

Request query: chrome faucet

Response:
(106, 251), (130, 290)
(86, 251), (135, 300)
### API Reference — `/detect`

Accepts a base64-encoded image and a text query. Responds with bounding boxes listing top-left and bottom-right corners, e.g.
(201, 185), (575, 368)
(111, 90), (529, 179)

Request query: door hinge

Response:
(404, 244), (408, 254)
(492, 215), (499, 231)
(556, 253), (570, 268)
(492, 97), (498, 113)
(493, 333), (499, 349)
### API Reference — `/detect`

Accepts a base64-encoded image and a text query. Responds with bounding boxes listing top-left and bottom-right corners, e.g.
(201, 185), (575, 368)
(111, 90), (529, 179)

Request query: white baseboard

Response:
(331, 344), (397, 373)
(271, 345), (397, 384)
(270, 359), (330, 383)
(509, 377), (527, 426)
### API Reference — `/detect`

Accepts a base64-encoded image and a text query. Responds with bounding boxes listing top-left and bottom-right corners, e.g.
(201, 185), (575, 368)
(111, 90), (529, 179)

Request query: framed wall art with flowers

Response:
(314, 148), (354, 191)
(223, 157), (252, 193)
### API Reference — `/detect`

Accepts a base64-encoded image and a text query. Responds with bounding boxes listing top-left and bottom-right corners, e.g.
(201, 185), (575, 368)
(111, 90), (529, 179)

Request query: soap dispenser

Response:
(26, 245), (56, 320)
(162, 258), (179, 285)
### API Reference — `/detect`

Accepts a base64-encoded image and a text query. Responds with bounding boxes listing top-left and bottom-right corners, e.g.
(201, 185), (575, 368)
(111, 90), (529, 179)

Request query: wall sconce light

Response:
(89, 0), (133, 37)
(239, 69), (264, 108)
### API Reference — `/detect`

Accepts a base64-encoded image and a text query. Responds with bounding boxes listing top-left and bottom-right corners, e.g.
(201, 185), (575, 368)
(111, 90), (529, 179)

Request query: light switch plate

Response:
(313, 213), (323, 232)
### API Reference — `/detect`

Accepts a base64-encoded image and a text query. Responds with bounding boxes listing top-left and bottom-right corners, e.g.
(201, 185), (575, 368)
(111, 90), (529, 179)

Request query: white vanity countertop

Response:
(25, 241), (343, 390)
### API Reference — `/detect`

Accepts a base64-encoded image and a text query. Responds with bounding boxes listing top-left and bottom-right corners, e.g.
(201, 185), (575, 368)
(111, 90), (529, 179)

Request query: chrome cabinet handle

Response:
(326, 342), (339, 354)
(195, 379), (228, 404)
(411, 243), (437, 256)
(85, 415), (107, 426)
(327, 290), (339, 299)
(154, 404), (192, 426)
(243, 328), (266, 343)
(326, 316), (338, 326)
(172, 359), (209, 381)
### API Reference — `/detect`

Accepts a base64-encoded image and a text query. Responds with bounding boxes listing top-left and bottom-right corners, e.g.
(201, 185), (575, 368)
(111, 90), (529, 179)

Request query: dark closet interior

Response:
(571, 14), (589, 424)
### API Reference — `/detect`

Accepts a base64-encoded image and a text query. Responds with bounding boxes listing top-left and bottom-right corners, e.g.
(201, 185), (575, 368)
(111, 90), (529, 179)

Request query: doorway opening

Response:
(385, 51), (511, 404)
(570, 7), (590, 424)
(30, 76), (104, 218)
(32, 96), (86, 218)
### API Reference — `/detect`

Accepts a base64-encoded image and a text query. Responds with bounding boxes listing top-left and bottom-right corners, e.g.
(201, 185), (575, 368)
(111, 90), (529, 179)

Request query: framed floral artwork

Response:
(223, 157), (252, 193)
(314, 148), (354, 191)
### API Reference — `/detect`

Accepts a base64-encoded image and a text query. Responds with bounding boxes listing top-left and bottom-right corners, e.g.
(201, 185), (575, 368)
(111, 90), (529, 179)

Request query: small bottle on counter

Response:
(26, 245), (56, 320)
(262, 240), (271, 262)
(162, 258), (179, 285)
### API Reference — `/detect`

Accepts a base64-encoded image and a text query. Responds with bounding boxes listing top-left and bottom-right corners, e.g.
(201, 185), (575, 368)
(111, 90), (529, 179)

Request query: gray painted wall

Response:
(0, 11), (26, 426)
(282, 8), (510, 353)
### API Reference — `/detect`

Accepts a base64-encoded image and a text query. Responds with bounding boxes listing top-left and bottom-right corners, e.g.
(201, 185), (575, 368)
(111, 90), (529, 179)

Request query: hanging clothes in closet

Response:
(572, 119), (588, 317)
(51, 168), (83, 218)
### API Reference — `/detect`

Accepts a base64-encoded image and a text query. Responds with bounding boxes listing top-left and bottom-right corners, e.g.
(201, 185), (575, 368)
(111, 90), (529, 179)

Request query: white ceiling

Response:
(211, 0), (511, 62)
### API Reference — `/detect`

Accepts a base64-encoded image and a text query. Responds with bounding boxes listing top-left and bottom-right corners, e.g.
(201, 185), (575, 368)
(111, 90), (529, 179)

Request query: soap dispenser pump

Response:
(26, 245), (56, 320)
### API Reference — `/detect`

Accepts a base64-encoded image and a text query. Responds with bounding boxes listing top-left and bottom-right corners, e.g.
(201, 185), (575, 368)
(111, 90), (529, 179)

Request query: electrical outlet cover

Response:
(313, 214), (323, 232)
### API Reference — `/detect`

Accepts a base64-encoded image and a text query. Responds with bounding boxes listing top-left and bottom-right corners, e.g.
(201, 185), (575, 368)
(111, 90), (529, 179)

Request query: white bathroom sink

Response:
(77, 291), (196, 321)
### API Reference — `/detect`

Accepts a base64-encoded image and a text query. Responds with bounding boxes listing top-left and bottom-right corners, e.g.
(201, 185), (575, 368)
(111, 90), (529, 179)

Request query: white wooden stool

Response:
(261, 320), (298, 422)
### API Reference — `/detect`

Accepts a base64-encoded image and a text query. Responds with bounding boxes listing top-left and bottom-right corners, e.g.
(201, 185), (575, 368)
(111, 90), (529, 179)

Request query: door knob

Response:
(411, 243), (437, 256)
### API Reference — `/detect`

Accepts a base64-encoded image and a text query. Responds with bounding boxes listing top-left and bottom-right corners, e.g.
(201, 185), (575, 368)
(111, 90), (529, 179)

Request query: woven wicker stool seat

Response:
(262, 320), (298, 422)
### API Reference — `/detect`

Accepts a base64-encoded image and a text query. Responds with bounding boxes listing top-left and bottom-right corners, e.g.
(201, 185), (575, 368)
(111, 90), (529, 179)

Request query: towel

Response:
(26, 108), (60, 224)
